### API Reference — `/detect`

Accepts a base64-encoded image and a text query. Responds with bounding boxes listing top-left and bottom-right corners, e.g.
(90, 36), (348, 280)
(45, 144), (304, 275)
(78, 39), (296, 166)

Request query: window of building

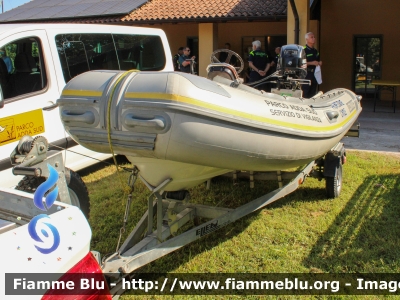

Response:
(55, 33), (166, 83)
(353, 35), (382, 96)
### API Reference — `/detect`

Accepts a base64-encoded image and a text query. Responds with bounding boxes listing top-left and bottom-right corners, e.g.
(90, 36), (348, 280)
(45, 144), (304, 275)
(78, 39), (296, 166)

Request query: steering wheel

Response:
(210, 49), (244, 74)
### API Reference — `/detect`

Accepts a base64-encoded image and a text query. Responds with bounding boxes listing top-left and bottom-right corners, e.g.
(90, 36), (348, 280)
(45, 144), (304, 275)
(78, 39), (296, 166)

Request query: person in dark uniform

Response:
(269, 47), (281, 75)
(179, 47), (196, 74)
(173, 47), (184, 71)
(248, 40), (270, 90)
(267, 47), (281, 91)
(219, 43), (237, 66)
(302, 32), (322, 98)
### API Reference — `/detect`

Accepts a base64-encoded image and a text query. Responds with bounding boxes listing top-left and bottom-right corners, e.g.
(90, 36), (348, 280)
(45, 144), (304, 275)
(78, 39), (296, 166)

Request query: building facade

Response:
(319, 0), (400, 96)
(0, 0), (398, 97)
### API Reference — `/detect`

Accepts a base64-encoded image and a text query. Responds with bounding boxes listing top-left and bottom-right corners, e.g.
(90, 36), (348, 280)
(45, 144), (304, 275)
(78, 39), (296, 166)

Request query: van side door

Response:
(0, 30), (66, 188)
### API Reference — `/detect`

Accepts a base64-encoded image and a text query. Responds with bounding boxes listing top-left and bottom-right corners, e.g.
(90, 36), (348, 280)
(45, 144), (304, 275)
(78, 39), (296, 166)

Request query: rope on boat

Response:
(106, 70), (133, 191)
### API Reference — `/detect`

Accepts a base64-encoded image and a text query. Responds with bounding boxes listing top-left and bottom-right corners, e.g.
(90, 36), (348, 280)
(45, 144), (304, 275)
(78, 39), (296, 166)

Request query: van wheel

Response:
(15, 168), (90, 218)
(325, 162), (343, 199)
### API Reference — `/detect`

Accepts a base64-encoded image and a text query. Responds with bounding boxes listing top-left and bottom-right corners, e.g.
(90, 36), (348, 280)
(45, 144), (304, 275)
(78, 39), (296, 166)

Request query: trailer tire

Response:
(15, 168), (90, 218)
(325, 162), (343, 199)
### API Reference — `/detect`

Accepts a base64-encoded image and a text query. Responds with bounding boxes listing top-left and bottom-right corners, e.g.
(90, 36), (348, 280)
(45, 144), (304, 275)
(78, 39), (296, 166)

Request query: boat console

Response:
(207, 44), (311, 95)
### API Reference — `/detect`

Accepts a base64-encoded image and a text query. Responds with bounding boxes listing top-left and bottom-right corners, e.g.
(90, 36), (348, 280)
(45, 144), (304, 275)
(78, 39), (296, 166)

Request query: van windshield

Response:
(55, 33), (166, 83)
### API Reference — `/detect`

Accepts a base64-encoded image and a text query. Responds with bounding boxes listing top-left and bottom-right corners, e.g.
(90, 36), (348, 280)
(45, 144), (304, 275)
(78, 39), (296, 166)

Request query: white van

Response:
(0, 23), (173, 212)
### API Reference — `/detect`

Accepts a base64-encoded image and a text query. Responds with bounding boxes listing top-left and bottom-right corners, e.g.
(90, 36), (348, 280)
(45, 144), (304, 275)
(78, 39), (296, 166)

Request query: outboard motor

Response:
(277, 44), (307, 79)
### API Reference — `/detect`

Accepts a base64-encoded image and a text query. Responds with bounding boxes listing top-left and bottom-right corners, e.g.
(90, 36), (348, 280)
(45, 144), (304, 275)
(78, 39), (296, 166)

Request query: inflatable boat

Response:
(57, 67), (361, 191)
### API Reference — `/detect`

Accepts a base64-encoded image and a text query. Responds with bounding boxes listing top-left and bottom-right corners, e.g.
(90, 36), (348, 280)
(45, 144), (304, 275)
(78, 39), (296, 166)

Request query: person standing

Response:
(173, 47), (184, 71)
(0, 48), (13, 74)
(219, 43), (237, 66)
(372, 57), (380, 72)
(269, 47), (281, 75)
(248, 40), (270, 89)
(179, 47), (196, 74)
(302, 32), (322, 98)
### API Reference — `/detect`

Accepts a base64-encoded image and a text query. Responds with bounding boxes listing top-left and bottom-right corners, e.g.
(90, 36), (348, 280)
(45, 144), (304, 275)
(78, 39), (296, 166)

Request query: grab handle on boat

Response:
(326, 111), (339, 121)
(61, 110), (95, 124)
(124, 114), (166, 130)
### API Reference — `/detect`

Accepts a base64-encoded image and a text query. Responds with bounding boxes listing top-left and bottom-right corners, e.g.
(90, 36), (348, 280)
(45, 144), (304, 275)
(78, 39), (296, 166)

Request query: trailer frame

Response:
(102, 142), (346, 297)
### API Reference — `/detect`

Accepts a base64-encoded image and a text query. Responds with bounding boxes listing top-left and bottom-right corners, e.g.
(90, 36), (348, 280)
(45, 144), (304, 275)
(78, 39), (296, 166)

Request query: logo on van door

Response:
(0, 118), (15, 144)
(28, 164), (60, 254)
(0, 109), (45, 146)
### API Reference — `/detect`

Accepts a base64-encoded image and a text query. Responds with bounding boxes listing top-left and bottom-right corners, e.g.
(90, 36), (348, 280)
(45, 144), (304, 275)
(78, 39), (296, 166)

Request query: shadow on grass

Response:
(81, 151), (400, 288)
(303, 173), (400, 272)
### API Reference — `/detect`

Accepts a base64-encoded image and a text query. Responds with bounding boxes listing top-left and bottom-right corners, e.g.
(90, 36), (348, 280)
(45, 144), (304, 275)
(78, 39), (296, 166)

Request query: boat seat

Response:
(207, 63), (241, 82)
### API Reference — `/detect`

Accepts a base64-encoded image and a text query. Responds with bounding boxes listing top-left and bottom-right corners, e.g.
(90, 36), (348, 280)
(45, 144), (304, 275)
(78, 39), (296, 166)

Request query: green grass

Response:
(79, 151), (400, 298)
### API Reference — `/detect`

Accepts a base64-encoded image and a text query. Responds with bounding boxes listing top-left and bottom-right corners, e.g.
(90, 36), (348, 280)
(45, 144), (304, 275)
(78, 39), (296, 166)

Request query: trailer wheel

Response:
(325, 162), (343, 198)
(15, 168), (90, 218)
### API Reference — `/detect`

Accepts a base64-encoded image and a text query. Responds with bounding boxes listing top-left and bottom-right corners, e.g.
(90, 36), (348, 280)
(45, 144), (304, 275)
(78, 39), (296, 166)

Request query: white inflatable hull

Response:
(58, 70), (362, 190)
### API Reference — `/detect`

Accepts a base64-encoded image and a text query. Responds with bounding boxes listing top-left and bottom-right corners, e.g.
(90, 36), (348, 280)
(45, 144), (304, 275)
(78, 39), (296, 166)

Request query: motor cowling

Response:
(277, 44), (307, 79)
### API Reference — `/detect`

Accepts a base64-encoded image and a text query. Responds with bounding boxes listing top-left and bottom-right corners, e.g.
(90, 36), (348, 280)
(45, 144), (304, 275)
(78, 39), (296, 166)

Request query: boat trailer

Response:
(101, 143), (345, 296)
(5, 135), (346, 298)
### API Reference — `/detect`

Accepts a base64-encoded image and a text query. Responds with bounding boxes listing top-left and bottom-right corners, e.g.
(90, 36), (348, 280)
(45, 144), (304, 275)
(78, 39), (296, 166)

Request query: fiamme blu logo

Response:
(28, 164), (60, 254)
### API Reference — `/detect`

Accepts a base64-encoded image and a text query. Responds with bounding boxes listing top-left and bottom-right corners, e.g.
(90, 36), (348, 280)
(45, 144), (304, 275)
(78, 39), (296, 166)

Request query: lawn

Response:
(79, 151), (400, 298)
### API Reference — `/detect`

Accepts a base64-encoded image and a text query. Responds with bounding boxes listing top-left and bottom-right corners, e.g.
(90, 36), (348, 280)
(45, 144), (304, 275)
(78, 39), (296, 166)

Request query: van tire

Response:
(15, 168), (90, 218)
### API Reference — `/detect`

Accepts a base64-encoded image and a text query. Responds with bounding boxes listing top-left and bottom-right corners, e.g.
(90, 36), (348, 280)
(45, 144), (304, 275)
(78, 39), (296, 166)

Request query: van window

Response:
(55, 33), (166, 83)
(0, 37), (47, 100)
